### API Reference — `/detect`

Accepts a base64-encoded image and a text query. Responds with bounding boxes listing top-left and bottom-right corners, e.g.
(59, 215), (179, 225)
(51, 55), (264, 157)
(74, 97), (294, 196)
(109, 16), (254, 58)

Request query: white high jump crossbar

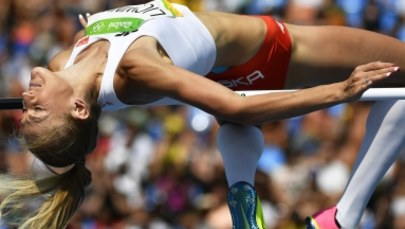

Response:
(235, 88), (405, 101)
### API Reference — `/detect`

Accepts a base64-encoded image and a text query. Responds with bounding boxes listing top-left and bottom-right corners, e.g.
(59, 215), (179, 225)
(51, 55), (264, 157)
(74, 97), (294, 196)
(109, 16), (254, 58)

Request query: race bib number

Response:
(85, 0), (182, 36)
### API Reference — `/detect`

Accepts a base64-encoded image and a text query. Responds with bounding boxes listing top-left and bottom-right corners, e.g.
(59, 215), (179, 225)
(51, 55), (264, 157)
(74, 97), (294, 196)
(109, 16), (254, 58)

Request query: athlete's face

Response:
(21, 67), (74, 133)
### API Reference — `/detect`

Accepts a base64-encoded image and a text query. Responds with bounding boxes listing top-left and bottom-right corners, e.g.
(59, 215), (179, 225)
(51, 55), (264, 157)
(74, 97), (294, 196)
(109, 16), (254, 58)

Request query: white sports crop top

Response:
(64, 0), (216, 111)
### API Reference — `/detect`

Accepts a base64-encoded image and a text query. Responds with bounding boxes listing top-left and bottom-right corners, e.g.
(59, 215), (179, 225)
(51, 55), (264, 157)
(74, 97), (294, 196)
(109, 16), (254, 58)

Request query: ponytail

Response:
(0, 164), (91, 228)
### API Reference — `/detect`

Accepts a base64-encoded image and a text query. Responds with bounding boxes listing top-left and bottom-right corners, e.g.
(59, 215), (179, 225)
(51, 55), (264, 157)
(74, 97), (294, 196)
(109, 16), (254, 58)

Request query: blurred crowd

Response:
(1, 0), (405, 228)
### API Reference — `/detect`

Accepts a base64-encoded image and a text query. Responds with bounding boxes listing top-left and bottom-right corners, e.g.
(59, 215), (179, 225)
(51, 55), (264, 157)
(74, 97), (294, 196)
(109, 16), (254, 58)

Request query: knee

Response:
(216, 122), (264, 153)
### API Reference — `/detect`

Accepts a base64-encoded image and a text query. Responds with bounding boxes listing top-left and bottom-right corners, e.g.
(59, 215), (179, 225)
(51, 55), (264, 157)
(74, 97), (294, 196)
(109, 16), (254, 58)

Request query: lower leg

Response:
(336, 100), (405, 228)
(216, 123), (264, 187)
(216, 123), (266, 229)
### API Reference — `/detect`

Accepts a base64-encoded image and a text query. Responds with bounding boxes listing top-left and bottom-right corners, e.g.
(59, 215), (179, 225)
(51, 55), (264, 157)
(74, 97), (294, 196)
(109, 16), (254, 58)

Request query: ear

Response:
(71, 99), (90, 120)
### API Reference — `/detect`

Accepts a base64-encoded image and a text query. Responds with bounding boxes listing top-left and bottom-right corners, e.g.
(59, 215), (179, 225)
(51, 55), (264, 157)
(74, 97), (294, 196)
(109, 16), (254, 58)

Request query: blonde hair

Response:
(0, 87), (101, 228)
(0, 165), (90, 228)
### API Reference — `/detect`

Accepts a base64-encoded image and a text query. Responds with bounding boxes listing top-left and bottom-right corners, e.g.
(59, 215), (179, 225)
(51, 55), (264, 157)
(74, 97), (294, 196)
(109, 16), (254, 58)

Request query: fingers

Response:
(343, 61), (400, 102)
(353, 61), (400, 86)
(78, 12), (91, 28)
(78, 14), (87, 28)
(367, 64), (399, 85)
(355, 61), (396, 72)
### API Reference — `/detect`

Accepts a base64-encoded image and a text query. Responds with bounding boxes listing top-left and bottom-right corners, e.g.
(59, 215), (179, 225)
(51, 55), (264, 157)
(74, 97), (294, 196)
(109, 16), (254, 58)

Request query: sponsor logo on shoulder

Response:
(76, 36), (89, 47)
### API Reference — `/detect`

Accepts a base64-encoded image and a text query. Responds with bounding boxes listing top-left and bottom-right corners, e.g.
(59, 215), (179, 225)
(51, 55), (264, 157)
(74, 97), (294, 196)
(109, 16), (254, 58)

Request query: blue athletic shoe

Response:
(227, 181), (266, 229)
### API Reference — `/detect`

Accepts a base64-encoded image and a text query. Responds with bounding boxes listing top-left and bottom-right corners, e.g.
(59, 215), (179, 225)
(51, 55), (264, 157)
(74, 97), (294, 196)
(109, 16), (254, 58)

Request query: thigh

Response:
(285, 24), (405, 87)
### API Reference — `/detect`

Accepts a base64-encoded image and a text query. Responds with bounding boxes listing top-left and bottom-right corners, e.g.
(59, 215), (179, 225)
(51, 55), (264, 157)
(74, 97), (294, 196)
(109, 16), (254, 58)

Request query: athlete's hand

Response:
(342, 61), (399, 102)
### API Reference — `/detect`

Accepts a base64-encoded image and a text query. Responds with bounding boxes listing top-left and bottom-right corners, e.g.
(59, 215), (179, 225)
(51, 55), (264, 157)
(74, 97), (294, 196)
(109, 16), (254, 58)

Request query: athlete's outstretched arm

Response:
(122, 50), (398, 125)
(169, 62), (397, 124)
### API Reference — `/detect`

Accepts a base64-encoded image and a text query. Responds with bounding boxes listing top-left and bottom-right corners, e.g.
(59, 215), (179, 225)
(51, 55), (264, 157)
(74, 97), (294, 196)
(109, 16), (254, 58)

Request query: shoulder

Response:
(121, 36), (169, 70)
(117, 37), (170, 90)
(48, 48), (74, 71)
(48, 30), (86, 71)
(114, 39), (180, 105)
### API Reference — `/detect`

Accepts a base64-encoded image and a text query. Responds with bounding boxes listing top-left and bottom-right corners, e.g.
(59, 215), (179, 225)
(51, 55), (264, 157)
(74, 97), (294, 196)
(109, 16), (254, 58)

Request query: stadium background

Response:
(0, 0), (405, 228)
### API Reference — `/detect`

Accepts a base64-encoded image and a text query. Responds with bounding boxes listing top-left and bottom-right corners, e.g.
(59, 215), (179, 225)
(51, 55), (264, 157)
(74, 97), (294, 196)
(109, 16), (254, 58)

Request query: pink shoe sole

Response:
(305, 206), (340, 229)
